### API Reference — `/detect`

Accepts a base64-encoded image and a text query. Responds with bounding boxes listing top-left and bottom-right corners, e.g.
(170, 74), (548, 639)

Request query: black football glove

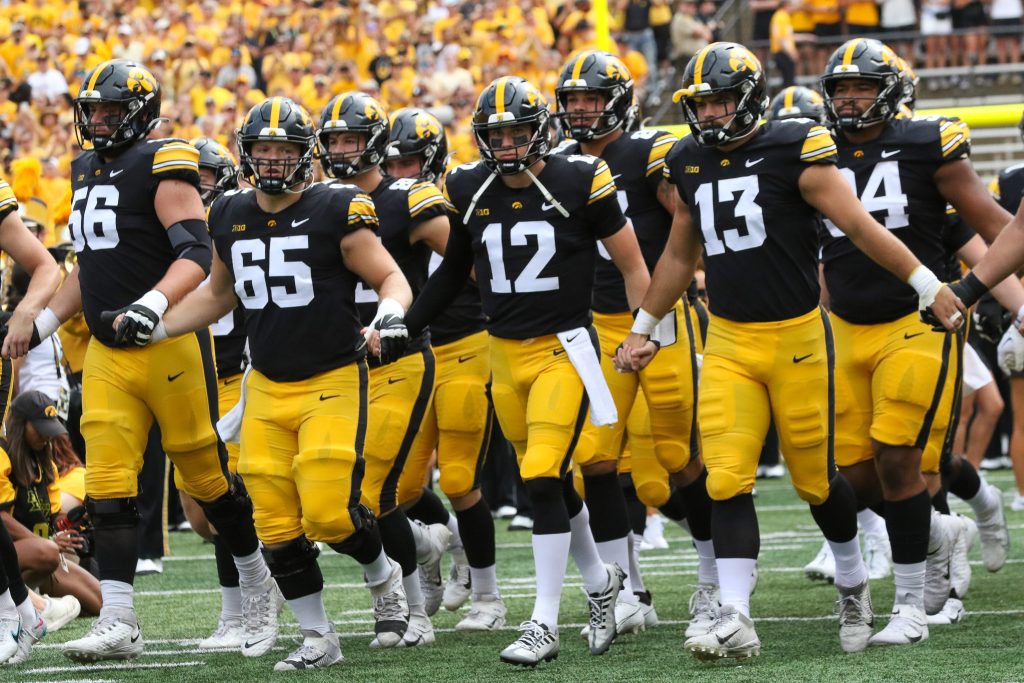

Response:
(101, 304), (162, 347)
(375, 313), (409, 365)
(921, 275), (983, 331)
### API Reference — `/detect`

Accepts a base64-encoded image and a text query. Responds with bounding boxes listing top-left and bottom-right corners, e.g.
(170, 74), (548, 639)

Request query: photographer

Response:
(1, 391), (100, 617)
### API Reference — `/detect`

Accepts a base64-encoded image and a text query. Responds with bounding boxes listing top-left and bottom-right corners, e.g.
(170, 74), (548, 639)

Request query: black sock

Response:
(0, 523), (26, 604)
(621, 477), (647, 536)
(454, 498), (496, 568)
(885, 490), (931, 564)
(711, 494), (759, 559)
(810, 475), (859, 543)
(527, 477), (569, 535)
(582, 471), (630, 543)
(931, 486), (951, 515)
(378, 508), (418, 576)
(561, 474), (584, 518)
(659, 487), (688, 522)
(679, 468), (713, 541)
(214, 535), (239, 588)
(405, 487), (450, 526)
(330, 525), (385, 566)
(95, 524), (139, 584)
(948, 456), (983, 501)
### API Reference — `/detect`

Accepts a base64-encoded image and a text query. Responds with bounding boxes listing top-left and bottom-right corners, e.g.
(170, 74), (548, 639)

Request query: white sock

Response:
(693, 539), (718, 586)
(627, 532), (645, 593)
(717, 558), (757, 618)
(99, 579), (134, 615)
(469, 564), (499, 598)
(15, 596), (36, 626)
(234, 549), (272, 589)
(0, 589), (15, 615)
(408, 520), (431, 563)
(221, 586), (242, 622)
(829, 537), (868, 588)
(287, 591), (330, 636)
(928, 510), (945, 552)
(446, 515), (463, 551)
(595, 539), (636, 603)
(530, 532), (570, 629)
(892, 561), (926, 609)
(857, 508), (887, 537)
(403, 570), (425, 612)
(568, 507), (610, 593)
(361, 549), (393, 587)
(965, 482), (998, 519)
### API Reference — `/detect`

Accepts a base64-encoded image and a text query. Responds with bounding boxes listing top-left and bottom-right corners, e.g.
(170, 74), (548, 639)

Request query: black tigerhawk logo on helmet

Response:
(728, 48), (760, 74)
(364, 99), (386, 122)
(606, 57), (629, 82)
(126, 67), (157, 94)
(415, 113), (441, 139)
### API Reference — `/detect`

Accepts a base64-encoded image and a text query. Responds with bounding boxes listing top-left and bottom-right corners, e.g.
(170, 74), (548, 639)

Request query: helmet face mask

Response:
(317, 93), (389, 179)
(555, 51), (633, 141)
(74, 60), (161, 153)
(674, 43), (767, 148)
(237, 97), (316, 194)
(385, 107), (449, 182)
(821, 39), (902, 130)
(473, 77), (551, 175)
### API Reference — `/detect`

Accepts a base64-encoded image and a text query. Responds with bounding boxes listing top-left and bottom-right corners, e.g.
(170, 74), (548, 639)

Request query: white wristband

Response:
(35, 307), (61, 340)
(376, 297), (405, 320)
(907, 266), (941, 299)
(151, 320), (168, 343)
(631, 308), (659, 337)
(137, 290), (170, 317)
(1015, 304), (1024, 329)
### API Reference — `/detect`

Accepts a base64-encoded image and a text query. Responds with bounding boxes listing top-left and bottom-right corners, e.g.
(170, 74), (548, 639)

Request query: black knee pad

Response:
(262, 536), (323, 600)
(199, 473), (254, 536)
(327, 505), (378, 556)
(86, 497), (139, 530)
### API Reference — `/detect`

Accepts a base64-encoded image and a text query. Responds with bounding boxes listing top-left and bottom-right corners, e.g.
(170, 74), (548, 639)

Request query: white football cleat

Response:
(414, 522), (452, 617)
(637, 592), (659, 628)
(837, 581), (873, 653)
(615, 599), (646, 635)
(863, 531), (892, 581)
(368, 558), (409, 648)
(455, 594), (507, 631)
(396, 608), (434, 648)
(685, 584), (720, 638)
(804, 540), (836, 583)
(500, 620), (559, 667)
(684, 604), (760, 661)
(442, 548), (472, 611)
(134, 558), (163, 576)
(0, 614), (19, 664)
(41, 595), (81, 633)
(641, 515), (669, 550)
(976, 484), (1009, 572)
(8, 612), (46, 665)
(926, 597), (965, 626)
(1010, 493), (1024, 512)
(949, 512), (977, 599)
(585, 564), (624, 655)
(868, 604), (928, 646)
(274, 628), (343, 671)
(62, 608), (142, 662)
(924, 513), (954, 616)
(199, 618), (246, 649)
(240, 576), (285, 657)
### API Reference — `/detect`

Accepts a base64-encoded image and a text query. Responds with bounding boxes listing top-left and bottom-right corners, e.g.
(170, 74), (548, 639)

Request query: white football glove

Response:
(997, 324), (1024, 376)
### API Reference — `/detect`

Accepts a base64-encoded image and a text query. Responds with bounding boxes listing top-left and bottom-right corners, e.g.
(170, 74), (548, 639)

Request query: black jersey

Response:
(556, 130), (677, 313)
(70, 138), (203, 347)
(821, 116), (971, 324)
(441, 154), (627, 339)
(353, 176), (446, 358)
(211, 305), (247, 379)
(425, 251), (486, 346)
(210, 182), (378, 382)
(665, 119), (837, 323)
(0, 448), (58, 539)
(0, 176), (17, 222)
(993, 161), (1024, 214)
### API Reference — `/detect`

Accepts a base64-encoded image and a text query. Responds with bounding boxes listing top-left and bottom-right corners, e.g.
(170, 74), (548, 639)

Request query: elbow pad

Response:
(167, 219), (213, 275)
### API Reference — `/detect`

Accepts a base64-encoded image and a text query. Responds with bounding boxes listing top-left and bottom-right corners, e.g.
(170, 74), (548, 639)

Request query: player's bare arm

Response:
(798, 162), (964, 330)
(161, 250), (238, 338)
(935, 159), (1013, 243)
(601, 220), (650, 311)
(409, 214), (450, 255)
(343, 228), (412, 310)
(0, 209), (60, 358)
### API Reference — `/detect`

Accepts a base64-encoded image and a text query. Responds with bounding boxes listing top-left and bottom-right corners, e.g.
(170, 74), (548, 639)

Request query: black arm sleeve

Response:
(405, 222), (475, 336)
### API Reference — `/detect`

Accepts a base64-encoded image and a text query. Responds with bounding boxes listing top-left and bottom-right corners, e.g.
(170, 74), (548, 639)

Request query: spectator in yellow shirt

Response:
(770, 2), (799, 86)
(189, 68), (233, 118)
(844, 1), (880, 35)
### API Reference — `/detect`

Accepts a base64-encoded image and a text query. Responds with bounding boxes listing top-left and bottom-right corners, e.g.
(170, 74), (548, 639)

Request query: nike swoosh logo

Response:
(904, 332), (924, 340)
(793, 353), (813, 363)
(387, 377), (406, 384)
(716, 628), (741, 644)
(566, 333), (580, 343)
(131, 631), (141, 643)
(167, 371), (184, 381)
(881, 150), (901, 158)
(553, 349), (565, 356)
(301, 653), (327, 666)
(745, 158), (764, 168)
(291, 218), (310, 228)
(244, 637), (270, 649)
(222, 378), (238, 385)
(110, 169), (124, 177)
(457, 354), (476, 363)
(541, 202), (556, 211)
(319, 393), (339, 401)
(907, 633), (922, 643)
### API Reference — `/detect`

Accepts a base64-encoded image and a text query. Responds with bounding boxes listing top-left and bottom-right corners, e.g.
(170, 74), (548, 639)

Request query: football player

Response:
(0, 175), (63, 664)
(819, 38), (1016, 643)
(554, 51), (713, 635)
(768, 85), (826, 123)
(383, 107), (507, 631)
(318, 93), (453, 646)
(617, 42), (963, 660)
(153, 97), (414, 671)
(405, 76), (651, 666)
(27, 60), (280, 663)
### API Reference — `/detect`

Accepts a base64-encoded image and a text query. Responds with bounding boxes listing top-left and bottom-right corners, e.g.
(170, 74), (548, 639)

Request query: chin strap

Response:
(463, 170), (498, 225)
(524, 167), (571, 218)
